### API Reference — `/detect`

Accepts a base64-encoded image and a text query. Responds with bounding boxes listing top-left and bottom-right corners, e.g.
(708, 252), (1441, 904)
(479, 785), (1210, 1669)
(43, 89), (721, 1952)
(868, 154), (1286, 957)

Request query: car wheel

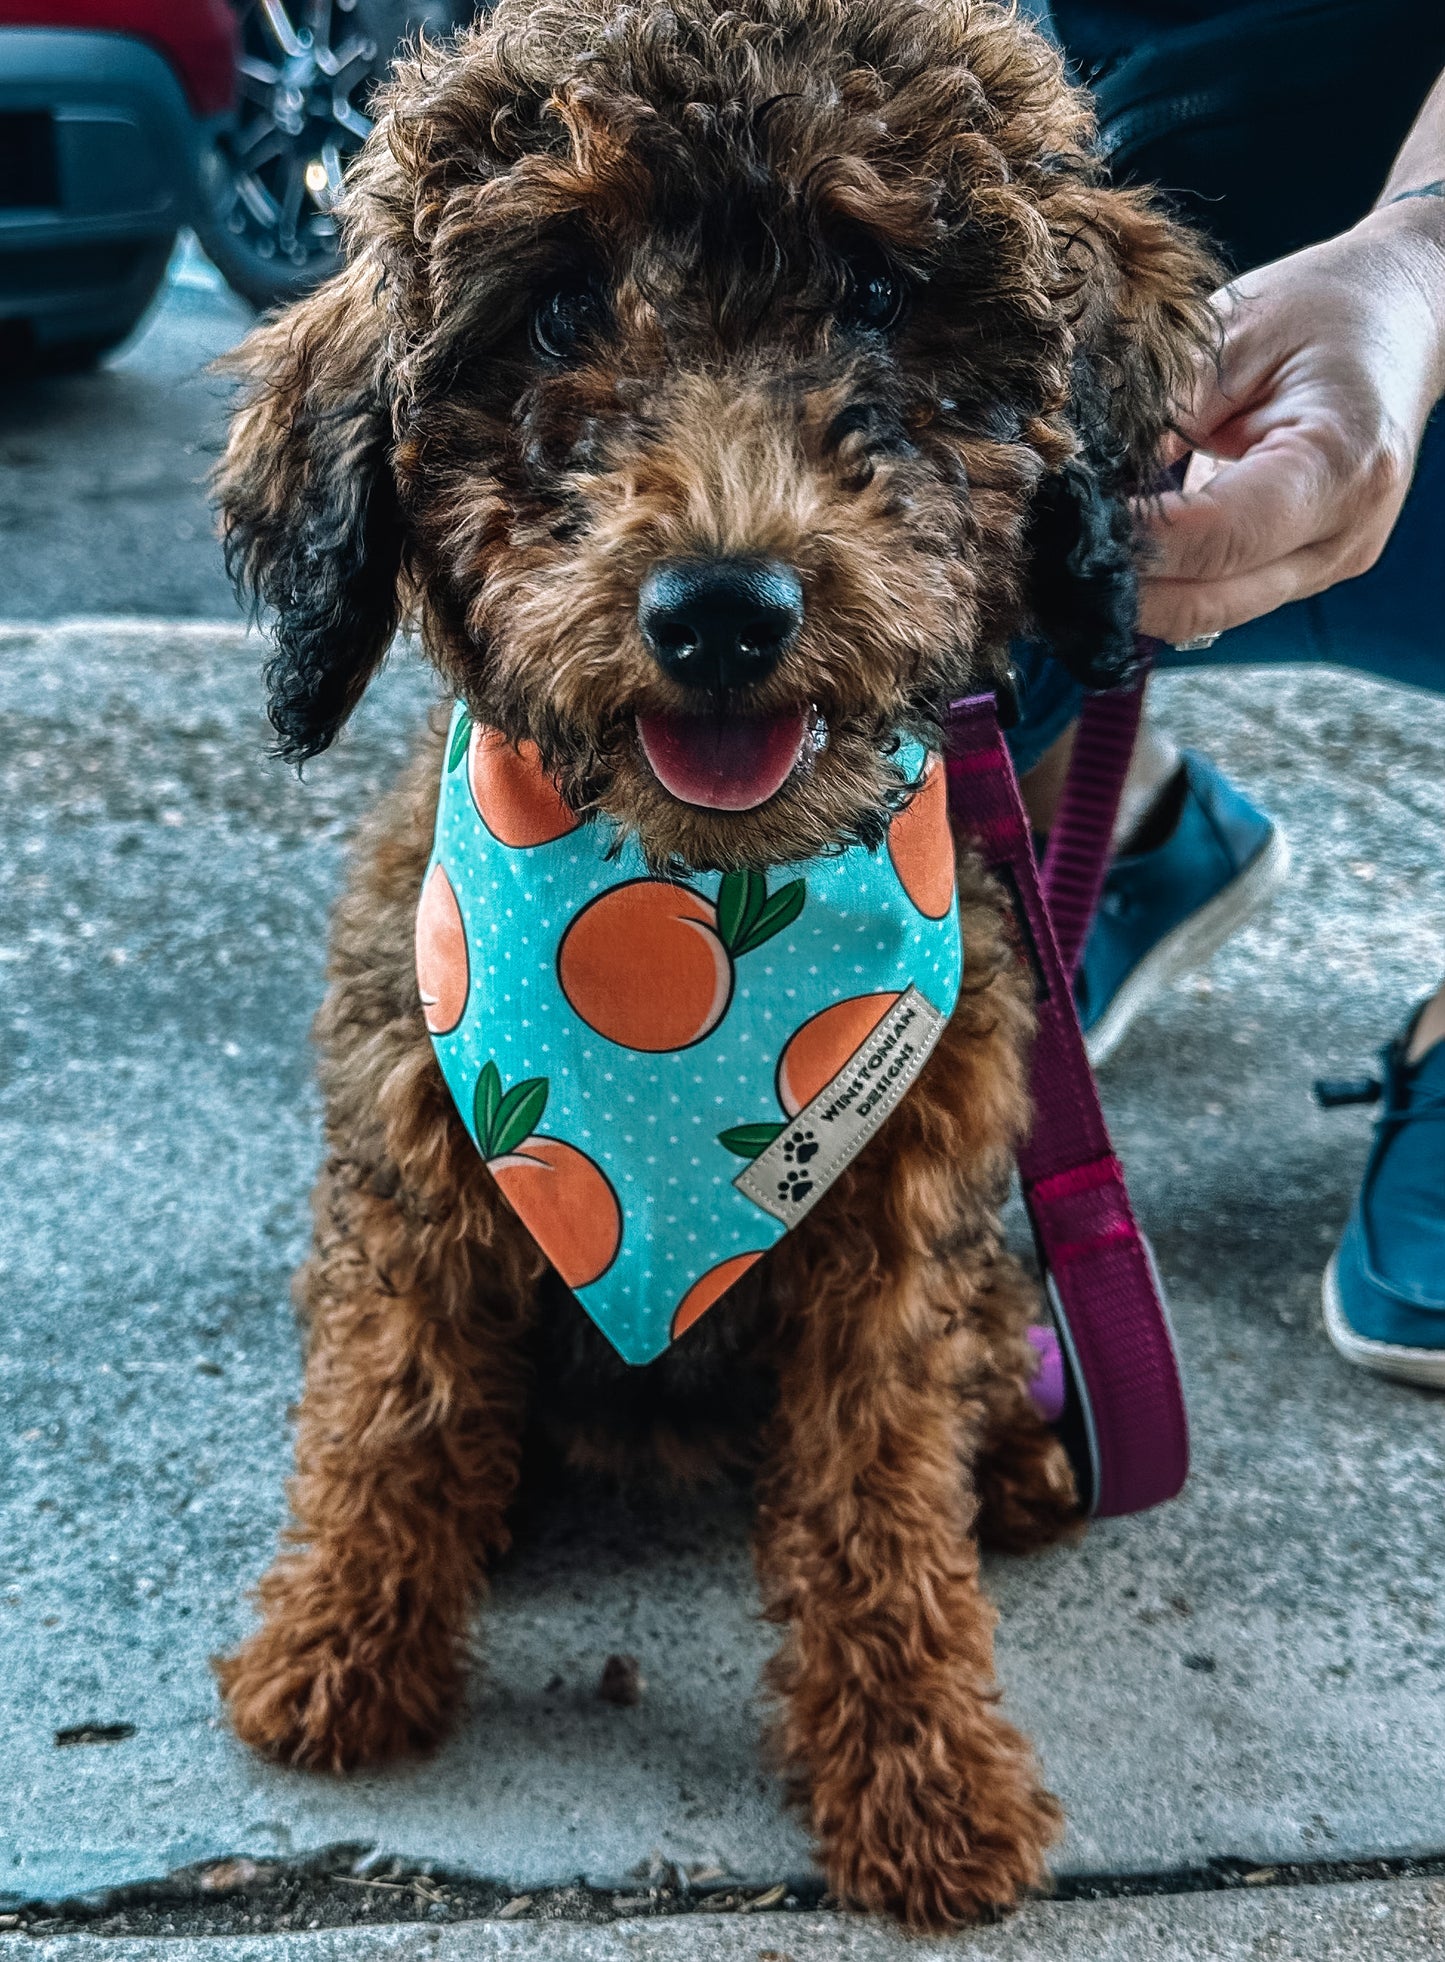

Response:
(196, 2), (457, 310)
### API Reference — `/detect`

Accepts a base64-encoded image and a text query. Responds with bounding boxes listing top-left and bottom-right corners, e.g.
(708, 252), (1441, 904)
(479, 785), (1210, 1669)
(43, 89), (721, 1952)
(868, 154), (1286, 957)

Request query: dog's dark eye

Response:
(841, 261), (907, 335)
(532, 284), (606, 363)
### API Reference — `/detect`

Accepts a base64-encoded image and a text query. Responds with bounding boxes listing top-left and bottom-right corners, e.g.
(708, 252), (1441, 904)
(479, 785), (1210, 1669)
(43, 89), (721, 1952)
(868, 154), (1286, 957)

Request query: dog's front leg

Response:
(216, 1165), (534, 1769)
(755, 1267), (1061, 1929)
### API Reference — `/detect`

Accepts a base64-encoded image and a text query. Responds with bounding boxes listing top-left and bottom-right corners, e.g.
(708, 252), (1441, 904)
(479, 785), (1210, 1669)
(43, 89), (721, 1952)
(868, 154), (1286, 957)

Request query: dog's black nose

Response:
(638, 558), (804, 694)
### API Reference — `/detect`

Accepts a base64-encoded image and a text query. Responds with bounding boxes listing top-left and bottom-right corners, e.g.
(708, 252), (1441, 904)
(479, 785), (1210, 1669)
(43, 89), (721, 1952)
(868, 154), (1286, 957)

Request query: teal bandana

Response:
(416, 706), (964, 1364)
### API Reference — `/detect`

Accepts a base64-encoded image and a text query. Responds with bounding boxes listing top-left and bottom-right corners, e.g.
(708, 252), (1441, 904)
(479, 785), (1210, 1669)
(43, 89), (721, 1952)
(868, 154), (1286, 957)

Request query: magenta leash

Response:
(946, 654), (1189, 1518)
(1039, 662), (1157, 976)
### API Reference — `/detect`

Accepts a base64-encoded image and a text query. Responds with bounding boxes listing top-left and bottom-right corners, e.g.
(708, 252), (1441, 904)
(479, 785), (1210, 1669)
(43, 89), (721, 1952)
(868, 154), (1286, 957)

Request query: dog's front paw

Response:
(215, 1584), (464, 1771)
(818, 1730), (1062, 1929)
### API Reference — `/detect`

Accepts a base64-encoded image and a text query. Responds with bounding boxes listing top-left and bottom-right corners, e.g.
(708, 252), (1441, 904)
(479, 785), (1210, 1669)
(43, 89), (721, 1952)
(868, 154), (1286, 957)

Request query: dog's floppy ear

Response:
(216, 256), (402, 762)
(1025, 184), (1219, 688)
(1022, 430), (1138, 692)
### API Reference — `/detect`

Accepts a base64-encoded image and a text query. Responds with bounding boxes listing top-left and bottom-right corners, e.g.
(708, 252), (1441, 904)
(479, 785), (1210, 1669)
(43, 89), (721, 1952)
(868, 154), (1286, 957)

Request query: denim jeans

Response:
(1005, 409), (1445, 778)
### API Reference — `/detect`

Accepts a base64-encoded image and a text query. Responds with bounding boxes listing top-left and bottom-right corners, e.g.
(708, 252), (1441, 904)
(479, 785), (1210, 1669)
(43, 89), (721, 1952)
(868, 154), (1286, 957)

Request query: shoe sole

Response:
(1085, 824), (1292, 1068)
(1322, 1253), (1445, 1388)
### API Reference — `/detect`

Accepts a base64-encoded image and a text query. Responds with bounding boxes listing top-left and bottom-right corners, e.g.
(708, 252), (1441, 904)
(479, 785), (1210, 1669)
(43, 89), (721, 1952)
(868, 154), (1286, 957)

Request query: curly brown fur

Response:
(217, 0), (1217, 815)
(215, 0), (1214, 1928)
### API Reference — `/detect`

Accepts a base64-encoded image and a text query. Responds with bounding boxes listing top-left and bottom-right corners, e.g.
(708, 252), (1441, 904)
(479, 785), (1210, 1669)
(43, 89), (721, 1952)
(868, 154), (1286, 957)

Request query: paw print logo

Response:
(776, 1168), (815, 1206)
(782, 1128), (819, 1166)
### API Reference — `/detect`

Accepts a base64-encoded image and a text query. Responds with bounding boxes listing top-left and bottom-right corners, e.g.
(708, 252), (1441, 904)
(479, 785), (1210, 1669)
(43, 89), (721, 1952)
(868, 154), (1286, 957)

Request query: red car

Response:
(0, 0), (237, 367)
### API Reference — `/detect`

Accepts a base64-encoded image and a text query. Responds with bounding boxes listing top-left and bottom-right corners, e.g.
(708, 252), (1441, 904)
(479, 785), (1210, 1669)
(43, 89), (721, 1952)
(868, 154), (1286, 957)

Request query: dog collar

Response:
(416, 705), (963, 1364)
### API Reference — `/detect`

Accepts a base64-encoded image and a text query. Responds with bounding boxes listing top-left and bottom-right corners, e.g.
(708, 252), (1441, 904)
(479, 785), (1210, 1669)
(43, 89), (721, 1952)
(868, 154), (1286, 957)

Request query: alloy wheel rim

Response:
(210, 0), (380, 276)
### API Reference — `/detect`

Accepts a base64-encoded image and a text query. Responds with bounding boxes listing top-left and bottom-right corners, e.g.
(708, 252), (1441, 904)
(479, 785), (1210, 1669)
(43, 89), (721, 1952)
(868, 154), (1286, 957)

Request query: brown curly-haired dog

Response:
(213, 0), (1214, 1926)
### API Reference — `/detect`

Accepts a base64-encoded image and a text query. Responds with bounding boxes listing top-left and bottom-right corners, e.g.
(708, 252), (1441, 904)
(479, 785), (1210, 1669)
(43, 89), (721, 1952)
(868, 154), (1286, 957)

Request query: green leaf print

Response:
(715, 868), (767, 954)
(473, 1060), (503, 1155)
(735, 878), (805, 955)
(448, 709), (473, 773)
(717, 1121), (785, 1160)
(490, 1077), (550, 1158)
(715, 871), (803, 960)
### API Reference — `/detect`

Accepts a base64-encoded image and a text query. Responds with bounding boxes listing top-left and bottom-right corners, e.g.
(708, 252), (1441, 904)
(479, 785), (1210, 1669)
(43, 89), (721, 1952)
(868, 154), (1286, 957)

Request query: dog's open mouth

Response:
(635, 708), (813, 811)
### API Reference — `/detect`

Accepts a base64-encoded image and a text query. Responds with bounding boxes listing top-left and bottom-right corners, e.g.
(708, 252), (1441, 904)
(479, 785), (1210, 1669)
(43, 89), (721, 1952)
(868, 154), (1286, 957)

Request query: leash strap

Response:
(1040, 672), (1152, 977)
(945, 679), (1189, 1517)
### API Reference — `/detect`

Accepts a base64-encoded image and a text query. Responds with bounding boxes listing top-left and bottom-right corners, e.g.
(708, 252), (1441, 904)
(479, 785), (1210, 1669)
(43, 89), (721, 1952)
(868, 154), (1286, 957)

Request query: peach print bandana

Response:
(416, 706), (963, 1364)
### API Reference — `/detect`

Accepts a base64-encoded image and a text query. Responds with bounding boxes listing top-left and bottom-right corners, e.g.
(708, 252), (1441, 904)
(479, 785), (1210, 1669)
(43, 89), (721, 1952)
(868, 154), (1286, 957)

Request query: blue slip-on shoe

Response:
(1321, 1009), (1445, 1388)
(1077, 750), (1291, 1067)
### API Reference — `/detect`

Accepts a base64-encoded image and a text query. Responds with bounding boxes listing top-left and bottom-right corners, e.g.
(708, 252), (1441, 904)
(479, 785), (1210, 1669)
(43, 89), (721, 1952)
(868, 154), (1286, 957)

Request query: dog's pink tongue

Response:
(636, 709), (808, 811)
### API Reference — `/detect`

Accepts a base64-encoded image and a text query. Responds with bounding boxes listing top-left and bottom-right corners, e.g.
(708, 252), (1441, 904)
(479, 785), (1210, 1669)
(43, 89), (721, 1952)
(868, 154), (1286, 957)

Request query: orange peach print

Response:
(671, 1250), (766, 1341)
(557, 869), (805, 1053)
(415, 863), (469, 1035)
(471, 1061), (620, 1289)
(775, 991), (901, 1116)
(465, 715), (580, 848)
(886, 755), (955, 919)
(489, 1142), (620, 1289)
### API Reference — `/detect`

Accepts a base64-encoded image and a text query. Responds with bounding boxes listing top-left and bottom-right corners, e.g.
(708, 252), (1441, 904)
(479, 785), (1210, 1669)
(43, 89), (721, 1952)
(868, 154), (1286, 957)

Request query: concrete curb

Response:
(0, 619), (254, 644)
(6, 1881), (1445, 1960)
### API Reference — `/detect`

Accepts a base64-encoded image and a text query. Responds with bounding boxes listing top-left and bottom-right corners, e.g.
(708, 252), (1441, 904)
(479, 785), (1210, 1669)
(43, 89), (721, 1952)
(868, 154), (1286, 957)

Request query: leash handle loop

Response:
(945, 674), (1189, 1517)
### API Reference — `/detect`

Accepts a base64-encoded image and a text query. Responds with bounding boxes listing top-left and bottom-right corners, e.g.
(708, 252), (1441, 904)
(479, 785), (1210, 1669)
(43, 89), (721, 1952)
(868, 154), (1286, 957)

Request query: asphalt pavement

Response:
(2, 251), (1444, 1958)
(0, 239), (249, 622)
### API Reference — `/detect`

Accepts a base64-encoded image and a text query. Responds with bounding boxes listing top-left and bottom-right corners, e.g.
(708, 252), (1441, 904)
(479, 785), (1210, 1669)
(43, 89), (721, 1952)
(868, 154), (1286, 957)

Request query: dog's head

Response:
(218, 0), (1216, 871)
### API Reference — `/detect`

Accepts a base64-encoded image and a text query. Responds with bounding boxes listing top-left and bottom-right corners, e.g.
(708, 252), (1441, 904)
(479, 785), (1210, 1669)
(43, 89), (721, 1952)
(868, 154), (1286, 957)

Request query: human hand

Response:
(1134, 203), (1445, 645)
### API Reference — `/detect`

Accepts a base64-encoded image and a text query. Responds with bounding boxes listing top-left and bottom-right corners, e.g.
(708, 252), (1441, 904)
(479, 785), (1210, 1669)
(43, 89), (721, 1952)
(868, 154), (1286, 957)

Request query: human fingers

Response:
(1134, 439), (1337, 588)
(1143, 408), (1412, 579)
(1138, 555), (1328, 642)
(1136, 522), (1390, 643)
(1181, 450), (1221, 495)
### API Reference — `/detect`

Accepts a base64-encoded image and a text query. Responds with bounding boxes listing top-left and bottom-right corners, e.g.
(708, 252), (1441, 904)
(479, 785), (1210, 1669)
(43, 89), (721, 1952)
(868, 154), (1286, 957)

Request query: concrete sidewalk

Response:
(5, 1879), (1445, 1960)
(2, 620), (1444, 1929)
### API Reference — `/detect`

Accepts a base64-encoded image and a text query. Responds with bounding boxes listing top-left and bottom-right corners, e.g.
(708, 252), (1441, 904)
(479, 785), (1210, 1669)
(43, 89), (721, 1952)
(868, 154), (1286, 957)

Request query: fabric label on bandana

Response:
(731, 985), (948, 1225)
(418, 706), (963, 1366)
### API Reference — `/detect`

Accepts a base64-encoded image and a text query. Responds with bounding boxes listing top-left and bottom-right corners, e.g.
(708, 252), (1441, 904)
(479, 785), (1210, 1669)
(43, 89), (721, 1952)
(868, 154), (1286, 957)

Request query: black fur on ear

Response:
(1022, 362), (1142, 692)
(215, 260), (404, 763)
(1021, 455), (1140, 692)
(1022, 164), (1221, 689)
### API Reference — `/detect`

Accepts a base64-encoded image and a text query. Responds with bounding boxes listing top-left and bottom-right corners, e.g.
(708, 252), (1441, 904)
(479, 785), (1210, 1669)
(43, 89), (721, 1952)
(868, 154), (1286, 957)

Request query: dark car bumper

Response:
(0, 28), (221, 351)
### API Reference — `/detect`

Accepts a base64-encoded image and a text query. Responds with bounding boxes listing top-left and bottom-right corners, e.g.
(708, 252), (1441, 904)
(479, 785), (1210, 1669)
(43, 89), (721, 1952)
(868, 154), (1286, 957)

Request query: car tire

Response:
(192, 144), (338, 311)
(196, 0), (467, 312)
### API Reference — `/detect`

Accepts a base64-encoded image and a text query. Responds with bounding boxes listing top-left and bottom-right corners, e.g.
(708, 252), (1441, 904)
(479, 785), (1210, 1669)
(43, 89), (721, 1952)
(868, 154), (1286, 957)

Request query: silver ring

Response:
(1172, 630), (1222, 653)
